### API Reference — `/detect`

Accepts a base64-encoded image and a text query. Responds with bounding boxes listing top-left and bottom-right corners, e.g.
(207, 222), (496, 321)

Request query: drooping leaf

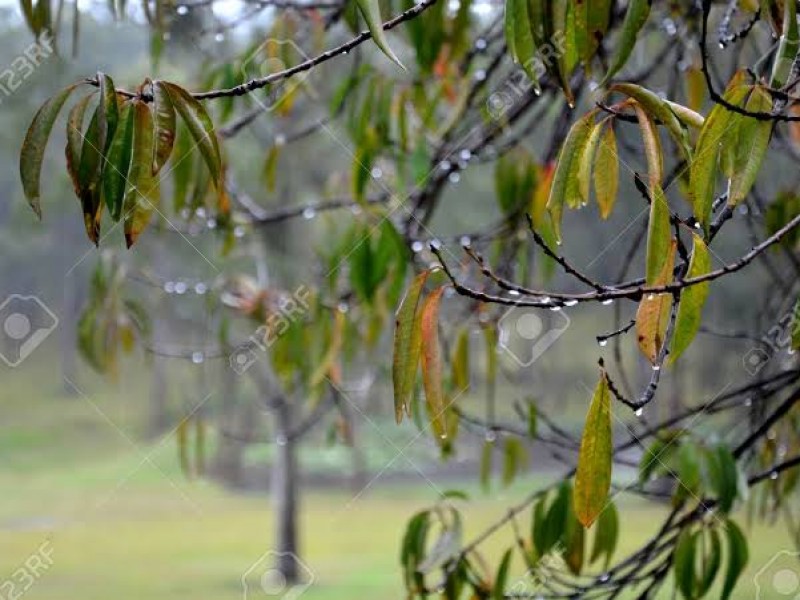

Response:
(612, 83), (692, 160)
(728, 86), (773, 206)
(697, 528), (722, 597)
(501, 437), (526, 486)
(600, 0), (650, 85)
(420, 286), (447, 439)
(356, 0), (405, 69)
(65, 92), (94, 196)
(721, 519), (748, 600)
(673, 529), (697, 600)
(162, 82), (222, 187)
(547, 111), (596, 241)
(578, 119), (606, 206)
(670, 234), (711, 362)
(492, 547), (513, 600)
(633, 103), (663, 187)
(636, 240), (675, 363)
(574, 373), (612, 528)
(590, 500), (619, 569)
(645, 185), (672, 285)
(393, 270), (430, 421)
(594, 123), (618, 219)
(123, 101), (158, 247)
(97, 72), (119, 154)
(102, 100), (135, 221)
(151, 80), (177, 176)
(20, 83), (80, 218)
(690, 76), (750, 231)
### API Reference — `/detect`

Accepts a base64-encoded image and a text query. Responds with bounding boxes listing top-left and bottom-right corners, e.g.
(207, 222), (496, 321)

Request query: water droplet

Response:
(274, 134), (286, 146)
(652, 364), (661, 371)
(598, 573), (610, 583)
(602, 299), (614, 305)
(770, 471), (779, 480)
(448, 172), (461, 183)
(430, 239), (443, 250)
(549, 306), (561, 312)
(338, 302), (349, 313)
(411, 241), (424, 253)
(646, 293), (656, 300)
(214, 33), (225, 43)
(175, 281), (187, 295)
(191, 351), (204, 364)
(162, 32), (171, 41)
(541, 296), (552, 304)
(485, 430), (496, 443)
(475, 38), (487, 50)
(718, 42), (725, 50)
(194, 283), (207, 295)
(206, 218), (217, 229)
(565, 299), (578, 307)
(371, 167), (383, 180)
(276, 435), (287, 446)
(459, 235), (471, 247)
(474, 69), (487, 82)
(508, 290), (521, 297)
(439, 160), (451, 172)
(634, 408), (644, 417)
(599, 339), (608, 347)
(350, 204), (362, 216)
(164, 281), (176, 294)
(302, 207), (316, 220)
(177, 4), (188, 14)
(460, 149), (472, 162)
(738, 204), (749, 215)
(180, 208), (191, 219)
(234, 226), (246, 238)
(744, 398), (752, 407)
(195, 207), (207, 219)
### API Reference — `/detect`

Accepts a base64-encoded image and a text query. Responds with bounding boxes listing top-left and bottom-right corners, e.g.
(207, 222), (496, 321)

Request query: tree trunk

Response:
(272, 399), (301, 584)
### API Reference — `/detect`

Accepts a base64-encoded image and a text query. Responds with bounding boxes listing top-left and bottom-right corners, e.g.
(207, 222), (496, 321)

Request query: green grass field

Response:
(0, 364), (795, 599)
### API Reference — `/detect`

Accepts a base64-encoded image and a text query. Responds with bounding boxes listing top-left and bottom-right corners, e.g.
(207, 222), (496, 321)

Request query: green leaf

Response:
(123, 101), (158, 248)
(600, 0), (650, 85)
(578, 120), (606, 206)
(594, 122), (618, 219)
(697, 528), (722, 598)
(546, 111), (595, 241)
(690, 76), (750, 231)
(102, 101), (135, 221)
(728, 86), (773, 206)
(574, 373), (612, 528)
(97, 72), (119, 155)
(392, 271), (430, 424)
(356, 0), (405, 69)
(76, 107), (105, 243)
(492, 548), (513, 600)
(162, 82), (222, 187)
(589, 501), (619, 570)
(670, 234), (711, 362)
(20, 83), (80, 218)
(451, 327), (470, 392)
(673, 529), (697, 600)
(704, 445), (739, 513)
(420, 286), (448, 439)
(65, 92), (94, 197)
(506, 0), (538, 87)
(501, 437), (526, 486)
(721, 519), (748, 600)
(151, 80), (177, 176)
(645, 185), (672, 285)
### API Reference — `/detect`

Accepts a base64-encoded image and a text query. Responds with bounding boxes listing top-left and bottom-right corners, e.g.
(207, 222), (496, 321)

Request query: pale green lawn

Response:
(0, 365), (795, 599)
